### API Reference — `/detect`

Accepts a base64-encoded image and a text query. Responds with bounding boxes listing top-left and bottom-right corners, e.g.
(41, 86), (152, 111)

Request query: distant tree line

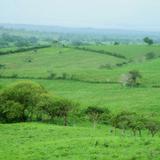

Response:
(67, 46), (127, 59)
(0, 44), (51, 56)
(0, 33), (39, 48)
(0, 72), (119, 84)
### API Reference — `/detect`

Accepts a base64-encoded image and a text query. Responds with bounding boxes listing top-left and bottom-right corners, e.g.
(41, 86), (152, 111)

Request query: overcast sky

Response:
(0, 0), (160, 31)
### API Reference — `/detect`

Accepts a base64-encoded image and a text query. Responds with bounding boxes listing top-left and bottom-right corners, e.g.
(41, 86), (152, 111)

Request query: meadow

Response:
(0, 123), (160, 160)
(0, 43), (160, 160)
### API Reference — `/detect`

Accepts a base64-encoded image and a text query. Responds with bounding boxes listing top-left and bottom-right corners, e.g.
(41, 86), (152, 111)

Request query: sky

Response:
(0, 0), (160, 31)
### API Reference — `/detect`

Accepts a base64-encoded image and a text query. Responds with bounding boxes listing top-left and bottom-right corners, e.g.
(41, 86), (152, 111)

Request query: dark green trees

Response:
(0, 81), (46, 122)
(121, 70), (142, 87)
(38, 96), (76, 126)
(0, 81), (77, 125)
(143, 37), (154, 45)
(0, 100), (24, 123)
(85, 106), (110, 128)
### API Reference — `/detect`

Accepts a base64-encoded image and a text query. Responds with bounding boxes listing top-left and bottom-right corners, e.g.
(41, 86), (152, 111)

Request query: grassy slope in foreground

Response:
(0, 123), (160, 160)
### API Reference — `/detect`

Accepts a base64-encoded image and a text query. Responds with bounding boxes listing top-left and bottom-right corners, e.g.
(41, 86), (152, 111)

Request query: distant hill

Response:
(0, 23), (160, 43)
(0, 23), (159, 35)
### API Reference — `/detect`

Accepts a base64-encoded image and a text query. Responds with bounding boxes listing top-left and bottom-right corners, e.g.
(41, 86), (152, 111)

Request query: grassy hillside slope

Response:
(0, 44), (160, 117)
(0, 123), (160, 160)
(1, 44), (160, 160)
(0, 45), (160, 84)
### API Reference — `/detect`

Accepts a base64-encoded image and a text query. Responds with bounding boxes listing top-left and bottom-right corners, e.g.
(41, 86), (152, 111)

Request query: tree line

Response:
(0, 81), (159, 137)
(0, 44), (51, 56)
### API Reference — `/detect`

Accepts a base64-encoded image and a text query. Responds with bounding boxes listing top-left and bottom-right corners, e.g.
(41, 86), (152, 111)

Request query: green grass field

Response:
(0, 123), (160, 160)
(1, 44), (160, 159)
(1, 45), (160, 84)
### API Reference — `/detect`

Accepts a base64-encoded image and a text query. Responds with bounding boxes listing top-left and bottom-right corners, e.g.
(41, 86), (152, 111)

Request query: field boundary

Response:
(0, 45), (52, 56)
(66, 45), (127, 60)
(0, 75), (120, 84)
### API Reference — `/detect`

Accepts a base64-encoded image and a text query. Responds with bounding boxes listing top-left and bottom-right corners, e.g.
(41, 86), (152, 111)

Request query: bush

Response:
(36, 93), (56, 120)
(0, 99), (24, 123)
(145, 52), (156, 60)
(143, 37), (154, 45)
(85, 106), (110, 128)
(0, 64), (6, 69)
(37, 96), (77, 126)
(47, 72), (57, 79)
(0, 81), (79, 124)
(0, 81), (47, 122)
(145, 120), (160, 137)
(111, 111), (146, 136)
(53, 97), (77, 126)
(120, 70), (142, 87)
(10, 73), (18, 78)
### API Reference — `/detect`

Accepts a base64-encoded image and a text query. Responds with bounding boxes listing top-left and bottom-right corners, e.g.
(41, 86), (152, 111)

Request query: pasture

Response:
(0, 44), (160, 160)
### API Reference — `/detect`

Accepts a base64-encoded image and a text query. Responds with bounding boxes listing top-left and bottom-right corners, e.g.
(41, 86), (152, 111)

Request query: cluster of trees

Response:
(0, 81), (159, 137)
(0, 81), (76, 125)
(143, 37), (154, 45)
(69, 46), (127, 59)
(120, 70), (142, 87)
(100, 61), (132, 70)
(85, 108), (160, 137)
(0, 33), (38, 48)
(111, 111), (160, 137)
(0, 44), (51, 56)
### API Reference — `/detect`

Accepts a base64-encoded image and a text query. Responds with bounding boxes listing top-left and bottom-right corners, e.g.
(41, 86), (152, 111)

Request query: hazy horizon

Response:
(1, 0), (160, 31)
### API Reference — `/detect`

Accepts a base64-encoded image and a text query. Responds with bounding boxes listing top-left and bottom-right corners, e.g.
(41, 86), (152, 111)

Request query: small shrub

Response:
(145, 52), (156, 60)
(0, 99), (24, 123)
(85, 106), (110, 128)
(99, 64), (113, 69)
(120, 70), (142, 87)
(11, 73), (18, 78)
(0, 64), (6, 69)
(103, 141), (109, 148)
(145, 120), (160, 137)
(38, 96), (77, 126)
(48, 72), (56, 79)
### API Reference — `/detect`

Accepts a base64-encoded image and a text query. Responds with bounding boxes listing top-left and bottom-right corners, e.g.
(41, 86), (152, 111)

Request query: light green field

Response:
(84, 44), (160, 60)
(1, 45), (160, 84)
(0, 123), (160, 160)
(0, 46), (125, 81)
(1, 45), (160, 115)
(1, 44), (160, 160)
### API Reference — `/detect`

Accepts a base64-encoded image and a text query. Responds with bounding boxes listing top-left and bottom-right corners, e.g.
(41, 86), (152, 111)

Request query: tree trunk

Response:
(132, 129), (136, 136)
(93, 120), (96, 129)
(64, 115), (67, 126)
(114, 127), (117, 136)
(151, 131), (155, 137)
(138, 129), (142, 136)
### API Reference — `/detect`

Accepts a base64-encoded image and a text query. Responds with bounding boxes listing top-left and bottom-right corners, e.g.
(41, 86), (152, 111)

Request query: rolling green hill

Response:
(1, 45), (160, 84)
(1, 44), (160, 160)
(0, 44), (160, 115)
(84, 44), (160, 60)
(0, 123), (160, 160)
